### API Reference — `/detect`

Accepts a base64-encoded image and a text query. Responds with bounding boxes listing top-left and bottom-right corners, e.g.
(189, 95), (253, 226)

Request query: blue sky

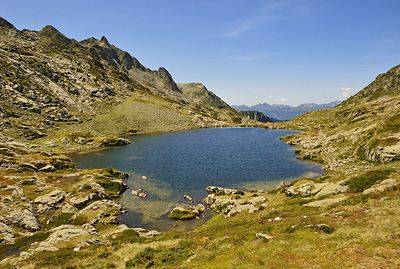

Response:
(3, 0), (400, 106)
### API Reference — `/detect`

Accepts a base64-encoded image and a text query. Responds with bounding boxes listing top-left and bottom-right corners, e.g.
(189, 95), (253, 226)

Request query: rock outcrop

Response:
(169, 204), (205, 220)
(33, 189), (66, 213)
(285, 181), (348, 197)
(204, 187), (268, 217)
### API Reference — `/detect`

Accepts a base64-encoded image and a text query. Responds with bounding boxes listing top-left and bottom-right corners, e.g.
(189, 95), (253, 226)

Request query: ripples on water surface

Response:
(70, 128), (323, 232)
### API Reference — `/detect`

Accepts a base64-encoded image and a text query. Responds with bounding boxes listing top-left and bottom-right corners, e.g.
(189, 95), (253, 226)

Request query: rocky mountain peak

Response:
(0, 17), (16, 29)
(40, 25), (72, 44)
(99, 36), (111, 47)
(157, 67), (182, 92)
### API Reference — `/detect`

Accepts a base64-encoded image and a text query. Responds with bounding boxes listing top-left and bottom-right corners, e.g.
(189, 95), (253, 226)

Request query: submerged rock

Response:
(184, 195), (193, 202)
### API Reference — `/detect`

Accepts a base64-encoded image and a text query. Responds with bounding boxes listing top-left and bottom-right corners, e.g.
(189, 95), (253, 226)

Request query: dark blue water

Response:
(70, 128), (322, 232)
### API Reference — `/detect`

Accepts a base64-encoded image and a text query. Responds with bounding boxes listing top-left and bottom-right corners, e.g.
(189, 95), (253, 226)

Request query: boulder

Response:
(256, 233), (275, 240)
(0, 233), (16, 244)
(169, 204), (205, 220)
(303, 196), (348, 207)
(0, 221), (13, 234)
(363, 178), (398, 194)
(38, 164), (56, 172)
(34, 225), (89, 252)
(99, 137), (131, 147)
(206, 186), (238, 195)
(286, 181), (348, 197)
(226, 203), (258, 217)
(5, 209), (41, 231)
(69, 183), (110, 209)
(5, 185), (26, 197)
(20, 163), (38, 172)
(61, 203), (77, 213)
(315, 181), (348, 197)
(138, 192), (147, 198)
(33, 189), (66, 213)
(204, 190), (268, 217)
(131, 190), (139, 196)
(184, 195), (193, 202)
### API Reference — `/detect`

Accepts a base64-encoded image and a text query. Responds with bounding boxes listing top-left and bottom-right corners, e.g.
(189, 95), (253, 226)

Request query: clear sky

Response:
(3, 0), (400, 106)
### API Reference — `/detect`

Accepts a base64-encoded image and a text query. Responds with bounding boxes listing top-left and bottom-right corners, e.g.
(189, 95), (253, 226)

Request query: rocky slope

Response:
(237, 110), (272, 123)
(0, 17), (248, 151)
(279, 64), (400, 168)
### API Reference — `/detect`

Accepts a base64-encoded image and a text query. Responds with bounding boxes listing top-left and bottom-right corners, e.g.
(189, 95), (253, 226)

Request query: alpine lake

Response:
(69, 127), (323, 232)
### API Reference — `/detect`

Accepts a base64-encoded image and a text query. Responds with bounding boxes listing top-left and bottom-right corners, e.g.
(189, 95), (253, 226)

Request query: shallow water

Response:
(70, 127), (323, 232)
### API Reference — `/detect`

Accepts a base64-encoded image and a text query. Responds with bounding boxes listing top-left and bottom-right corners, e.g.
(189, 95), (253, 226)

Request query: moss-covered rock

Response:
(169, 204), (205, 220)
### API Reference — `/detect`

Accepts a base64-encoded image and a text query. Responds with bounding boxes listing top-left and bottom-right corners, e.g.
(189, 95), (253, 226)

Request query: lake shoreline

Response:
(69, 127), (324, 232)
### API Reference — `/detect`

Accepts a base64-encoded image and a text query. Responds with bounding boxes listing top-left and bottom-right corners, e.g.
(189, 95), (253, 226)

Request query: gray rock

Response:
(286, 181), (348, 197)
(131, 190), (139, 196)
(61, 203), (77, 213)
(206, 186), (238, 195)
(33, 189), (66, 213)
(316, 183), (348, 197)
(33, 225), (89, 253)
(20, 163), (38, 172)
(0, 233), (16, 244)
(144, 230), (162, 237)
(363, 178), (398, 194)
(38, 164), (56, 172)
(0, 221), (13, 233)
(256, 233), (275, 240)
(69, 183), (110, 209)
(303, 196), (348, 207)
(5, 209), (41, 232)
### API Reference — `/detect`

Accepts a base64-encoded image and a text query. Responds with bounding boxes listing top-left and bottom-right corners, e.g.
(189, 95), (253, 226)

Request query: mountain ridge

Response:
(0, 17), (255, 147)
(233, 101), (341, 121)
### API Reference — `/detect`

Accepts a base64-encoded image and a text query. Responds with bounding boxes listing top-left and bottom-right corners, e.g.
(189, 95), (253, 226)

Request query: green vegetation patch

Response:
(379, 114), (400, 134)
(126, 240), (195, 268)
(32, 248), (86, 267)
(0, 232), (49, 259)
(96, 179), (121, 198)
(100, 167), (129, 180)
(347, 169), (393, 192)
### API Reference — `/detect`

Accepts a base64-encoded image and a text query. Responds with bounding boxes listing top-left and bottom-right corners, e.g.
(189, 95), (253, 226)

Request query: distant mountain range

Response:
(232, 101), (341, 121)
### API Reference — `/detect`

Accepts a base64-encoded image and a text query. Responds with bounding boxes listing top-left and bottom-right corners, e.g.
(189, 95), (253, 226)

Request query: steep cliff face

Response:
(0, 18), (244, 143)
(281, 64), (400, 166)
(238, 111), (272, 123)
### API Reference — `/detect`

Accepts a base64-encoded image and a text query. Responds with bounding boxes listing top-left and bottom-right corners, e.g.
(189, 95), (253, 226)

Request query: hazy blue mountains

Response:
(233, 101), (341, 121)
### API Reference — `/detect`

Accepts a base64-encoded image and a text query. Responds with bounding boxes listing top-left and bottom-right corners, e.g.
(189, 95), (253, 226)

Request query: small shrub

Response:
(347, 169), (392, 192)
(98, 250), (112, 258)
(304, 224), (334, 234)
(96, 179), (121, 198)
(126, 247), (160, 268)
(100, 168), (129, 180)
(33, 248), (85, 267)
